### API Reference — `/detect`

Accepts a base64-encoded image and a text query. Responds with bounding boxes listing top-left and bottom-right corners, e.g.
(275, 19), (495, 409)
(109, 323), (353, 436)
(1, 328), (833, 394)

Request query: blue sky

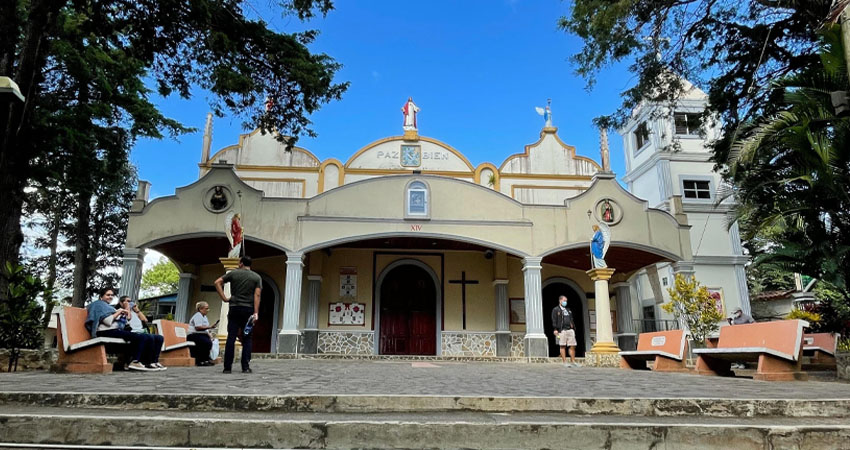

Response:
(131, 1), (635, 199)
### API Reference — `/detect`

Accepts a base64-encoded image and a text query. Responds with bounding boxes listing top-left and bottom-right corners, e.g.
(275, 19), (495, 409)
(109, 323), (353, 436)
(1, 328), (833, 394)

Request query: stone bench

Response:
(619, 329), (688, 372)
(152, 319), (195, 367)
(802, 332), (839, 370)
(55, 306), (129, 374)
(694, 320), (809, 381)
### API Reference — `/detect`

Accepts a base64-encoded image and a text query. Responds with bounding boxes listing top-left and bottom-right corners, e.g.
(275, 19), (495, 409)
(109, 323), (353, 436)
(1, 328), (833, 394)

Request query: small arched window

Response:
(405, 180), (429, 219)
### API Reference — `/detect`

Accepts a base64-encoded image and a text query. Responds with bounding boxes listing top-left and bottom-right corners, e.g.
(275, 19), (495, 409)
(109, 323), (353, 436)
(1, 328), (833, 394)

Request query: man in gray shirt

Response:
(215, 256), (262, 373)
(728, 307), (755, 325)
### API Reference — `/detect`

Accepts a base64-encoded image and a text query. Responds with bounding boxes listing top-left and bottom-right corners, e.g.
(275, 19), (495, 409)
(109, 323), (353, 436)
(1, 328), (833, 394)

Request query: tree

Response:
(559, 0), (830, 152)
(0, 0), (348, 302)
(0, 263), (46, 372)
(662, 274), (724, 344)
(141, 259), (180, 297)
(726, 26), (850, 295)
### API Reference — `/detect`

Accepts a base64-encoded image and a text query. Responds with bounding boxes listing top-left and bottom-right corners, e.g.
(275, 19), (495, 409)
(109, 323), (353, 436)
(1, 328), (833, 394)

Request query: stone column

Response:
(278, 252), (304, 354)
(174, 272), (196, 323)
(612, 282), (636, 351)
(586, 267), (619, 366)
(119, 248), (146, 301)
(302, 275), (322, 354)
(522, 257), (547, 357)
(493, 279), (510, 357)
(217, 257), (241, 341)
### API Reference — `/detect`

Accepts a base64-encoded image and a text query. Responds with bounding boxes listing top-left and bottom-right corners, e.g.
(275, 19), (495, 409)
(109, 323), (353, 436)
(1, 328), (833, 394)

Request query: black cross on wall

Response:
(449, 271), (479, 330)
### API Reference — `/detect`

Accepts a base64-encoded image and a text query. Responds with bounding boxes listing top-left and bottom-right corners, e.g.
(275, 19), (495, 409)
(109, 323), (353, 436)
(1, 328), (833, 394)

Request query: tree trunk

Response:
(71, 192), (92, 307)
(42, 190), (63, 323)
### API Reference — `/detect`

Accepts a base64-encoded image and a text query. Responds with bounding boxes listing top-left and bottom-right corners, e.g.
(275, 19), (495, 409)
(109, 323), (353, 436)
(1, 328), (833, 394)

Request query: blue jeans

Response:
(97, 329), (153, 364)
(224, 306), (253, 371)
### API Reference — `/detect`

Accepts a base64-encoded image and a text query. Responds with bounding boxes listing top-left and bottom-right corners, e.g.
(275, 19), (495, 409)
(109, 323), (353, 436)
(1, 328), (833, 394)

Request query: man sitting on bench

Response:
(85, 287), (160, 372)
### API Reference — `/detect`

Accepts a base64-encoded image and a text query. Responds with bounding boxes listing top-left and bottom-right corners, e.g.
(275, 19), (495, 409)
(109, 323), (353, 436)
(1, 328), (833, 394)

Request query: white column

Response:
(119, 248), (146, 300)
(174, 273), (196, 323)
(217, 258), (240, 340)
(494, 279), (510, 357)
(305, 276), (322, 330)
(587, 268), (619, 353)
(522, 257), (547, 357)
(278, 252), (304, 354)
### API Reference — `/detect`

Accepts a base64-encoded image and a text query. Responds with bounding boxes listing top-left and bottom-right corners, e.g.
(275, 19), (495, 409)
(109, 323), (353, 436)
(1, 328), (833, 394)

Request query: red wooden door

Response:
(379, 264), (437, 355)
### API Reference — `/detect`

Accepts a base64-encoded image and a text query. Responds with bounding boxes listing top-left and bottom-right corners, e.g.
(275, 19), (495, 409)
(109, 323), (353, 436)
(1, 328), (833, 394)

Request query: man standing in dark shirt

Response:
(215, 256), (262, 374)
(551, 295), (579, 367)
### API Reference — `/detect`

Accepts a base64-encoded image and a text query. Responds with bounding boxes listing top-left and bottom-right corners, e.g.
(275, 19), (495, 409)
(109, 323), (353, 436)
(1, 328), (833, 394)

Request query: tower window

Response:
(634, 122), (650, 150)
(682, 179), (712, 199)
(674, 113), (701, 136)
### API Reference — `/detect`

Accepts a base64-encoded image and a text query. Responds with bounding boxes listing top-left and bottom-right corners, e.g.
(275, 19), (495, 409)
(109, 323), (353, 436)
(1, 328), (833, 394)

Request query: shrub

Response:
(0, 263), (46, 372)
(662, 274), (724, 344)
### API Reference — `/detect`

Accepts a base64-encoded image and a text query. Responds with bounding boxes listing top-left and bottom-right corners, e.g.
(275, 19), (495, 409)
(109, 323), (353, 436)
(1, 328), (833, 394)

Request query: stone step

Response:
(2, 392), (848, 418)
(1, 407), (849, 449)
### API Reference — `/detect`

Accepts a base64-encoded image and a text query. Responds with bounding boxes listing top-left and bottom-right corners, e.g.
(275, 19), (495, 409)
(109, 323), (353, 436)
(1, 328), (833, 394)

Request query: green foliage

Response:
(786, 309), (821, 325)
(0, 263), (46, 372)
(140, 259), (180, 296)
(809, 281), (850, 336)
(726, 27), (850, 299)
(559, 0), (829, 143)
(662, 274), (724, 344)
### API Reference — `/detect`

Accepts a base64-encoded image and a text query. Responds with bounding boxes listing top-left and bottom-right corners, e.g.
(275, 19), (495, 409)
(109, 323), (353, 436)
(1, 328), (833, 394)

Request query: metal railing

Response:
(632, 319), (680, 334)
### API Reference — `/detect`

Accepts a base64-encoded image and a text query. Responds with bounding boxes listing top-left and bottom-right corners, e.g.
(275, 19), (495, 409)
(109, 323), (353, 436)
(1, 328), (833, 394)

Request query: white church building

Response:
(119, 87), (749, 362)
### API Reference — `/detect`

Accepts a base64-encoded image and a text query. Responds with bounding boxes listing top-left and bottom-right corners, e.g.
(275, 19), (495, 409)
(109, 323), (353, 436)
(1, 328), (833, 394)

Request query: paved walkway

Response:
(1, 360), (848, 399)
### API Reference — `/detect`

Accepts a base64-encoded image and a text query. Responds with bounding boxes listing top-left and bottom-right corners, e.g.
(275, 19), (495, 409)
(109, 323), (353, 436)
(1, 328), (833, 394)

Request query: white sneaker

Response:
(153, 363), (167, 371)
(572, 362), (582, 367)
(127, 361), (150, 371)
(564, 362), (573, 368)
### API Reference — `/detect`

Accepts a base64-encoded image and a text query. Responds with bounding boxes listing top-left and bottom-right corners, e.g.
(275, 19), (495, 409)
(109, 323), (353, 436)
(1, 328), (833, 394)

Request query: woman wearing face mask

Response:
(551, 295), (579, 367)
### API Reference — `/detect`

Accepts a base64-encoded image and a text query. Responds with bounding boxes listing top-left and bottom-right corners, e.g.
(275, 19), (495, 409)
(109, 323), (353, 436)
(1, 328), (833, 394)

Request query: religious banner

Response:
(510, 298), (525, 324)
(339, 267), (357, 298)
(328, 302), (366, 326)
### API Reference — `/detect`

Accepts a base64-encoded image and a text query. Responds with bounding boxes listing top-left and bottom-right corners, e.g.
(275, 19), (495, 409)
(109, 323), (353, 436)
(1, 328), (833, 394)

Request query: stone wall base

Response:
(584, 351), (620, 368)
(0, 348), (56, 372)
(838, 352), (850, 381)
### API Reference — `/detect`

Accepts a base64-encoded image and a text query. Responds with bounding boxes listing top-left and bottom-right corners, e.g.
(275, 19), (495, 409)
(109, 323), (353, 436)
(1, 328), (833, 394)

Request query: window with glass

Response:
(682, 179), (712, 199)
(634, 122), (650, 150)
(674, 113), (701, 136)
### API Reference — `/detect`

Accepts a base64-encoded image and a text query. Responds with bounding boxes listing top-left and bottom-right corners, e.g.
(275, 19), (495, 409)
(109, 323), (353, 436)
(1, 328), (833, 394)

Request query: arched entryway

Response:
(375, 260), (440, 355)
(542, 279), (589, 357)
(252, 273), (280, 353)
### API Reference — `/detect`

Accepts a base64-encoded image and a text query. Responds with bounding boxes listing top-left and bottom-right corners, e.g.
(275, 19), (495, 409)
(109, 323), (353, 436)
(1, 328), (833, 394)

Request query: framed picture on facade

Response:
(510, 298), (525, 324)
(328, 302), (366, 326)
(707, 288), (725, 315)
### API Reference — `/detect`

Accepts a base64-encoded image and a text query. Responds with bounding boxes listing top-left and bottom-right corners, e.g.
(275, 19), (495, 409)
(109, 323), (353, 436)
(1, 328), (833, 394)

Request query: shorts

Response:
(558, 329), (577, 347)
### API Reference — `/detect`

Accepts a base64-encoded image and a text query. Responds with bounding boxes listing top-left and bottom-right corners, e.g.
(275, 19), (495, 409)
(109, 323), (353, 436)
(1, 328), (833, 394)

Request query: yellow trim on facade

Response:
(344, 168), (474, 178)
(473, 163), (501, 191)
(509, 184), (588, 199)
(498, 128), (602, 172)
(499, 173), (594, 181)
(318, 159), (344, 194)
(343, 135), (476, 172)
(240, 177), (308, 198)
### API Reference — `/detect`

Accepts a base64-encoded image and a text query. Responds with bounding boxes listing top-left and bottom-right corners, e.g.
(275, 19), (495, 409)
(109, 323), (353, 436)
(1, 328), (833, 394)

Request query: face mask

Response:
(560, 301), (567, 307)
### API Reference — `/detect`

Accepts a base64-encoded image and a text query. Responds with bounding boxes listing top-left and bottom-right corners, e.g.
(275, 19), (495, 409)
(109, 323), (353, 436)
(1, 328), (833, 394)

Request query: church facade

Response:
(120, 97), (744, 360)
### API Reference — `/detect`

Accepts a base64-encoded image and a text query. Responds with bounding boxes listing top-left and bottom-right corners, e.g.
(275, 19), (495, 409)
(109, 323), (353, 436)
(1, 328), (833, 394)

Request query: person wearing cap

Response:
(727, 307), (755, 325)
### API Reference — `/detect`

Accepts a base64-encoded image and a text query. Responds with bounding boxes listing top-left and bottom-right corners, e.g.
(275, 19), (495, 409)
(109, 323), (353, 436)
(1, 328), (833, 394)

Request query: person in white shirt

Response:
(187, 301), (217, 366)
(118, 296), (165, 371)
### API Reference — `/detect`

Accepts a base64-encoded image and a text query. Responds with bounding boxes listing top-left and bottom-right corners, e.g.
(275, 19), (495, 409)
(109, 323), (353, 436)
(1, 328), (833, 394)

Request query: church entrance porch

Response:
(377, 262), (439, 355)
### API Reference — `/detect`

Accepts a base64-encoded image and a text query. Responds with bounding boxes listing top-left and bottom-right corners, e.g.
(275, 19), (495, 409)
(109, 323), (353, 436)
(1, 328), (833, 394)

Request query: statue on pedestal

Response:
(591, 222), (610, 268)
(401, 97), (420, 131)
(535, 99), (553, 128)
(225, 211), (243, 258)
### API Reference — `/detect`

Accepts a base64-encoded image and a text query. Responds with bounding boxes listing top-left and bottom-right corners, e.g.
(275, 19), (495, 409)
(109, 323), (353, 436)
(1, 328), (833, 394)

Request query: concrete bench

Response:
(802, 333), (839, 369)
(694, 320), (809, 381)
(55, 306), (129, 374)
(619, 329), (688, 372)
(152, 319), (195, 367)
